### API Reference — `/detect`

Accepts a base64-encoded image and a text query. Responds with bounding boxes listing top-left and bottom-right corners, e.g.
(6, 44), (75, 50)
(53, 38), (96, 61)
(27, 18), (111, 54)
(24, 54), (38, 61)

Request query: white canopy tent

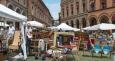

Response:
(27, 21), (45, 27)
(0, 4), (27, 59)
(56, 23), (80, 31)
(86, 23), (115, 30)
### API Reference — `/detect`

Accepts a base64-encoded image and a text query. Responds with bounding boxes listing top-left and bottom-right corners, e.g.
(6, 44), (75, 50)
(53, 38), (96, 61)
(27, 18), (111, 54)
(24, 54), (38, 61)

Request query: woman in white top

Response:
(26, 23), (32, 55)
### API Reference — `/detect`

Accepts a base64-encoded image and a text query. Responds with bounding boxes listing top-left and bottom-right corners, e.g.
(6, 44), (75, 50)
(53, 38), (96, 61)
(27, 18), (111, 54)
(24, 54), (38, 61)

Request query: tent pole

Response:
(20, 21), (27, 60)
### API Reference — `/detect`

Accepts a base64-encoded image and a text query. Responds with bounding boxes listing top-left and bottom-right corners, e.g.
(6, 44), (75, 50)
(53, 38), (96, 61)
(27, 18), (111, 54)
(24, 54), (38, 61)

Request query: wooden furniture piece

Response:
(9, 31), (21, 52)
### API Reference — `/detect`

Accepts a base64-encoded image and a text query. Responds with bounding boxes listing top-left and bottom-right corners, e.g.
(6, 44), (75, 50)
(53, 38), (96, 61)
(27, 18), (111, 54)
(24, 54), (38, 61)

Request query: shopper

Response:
(26, 23), (32, 55)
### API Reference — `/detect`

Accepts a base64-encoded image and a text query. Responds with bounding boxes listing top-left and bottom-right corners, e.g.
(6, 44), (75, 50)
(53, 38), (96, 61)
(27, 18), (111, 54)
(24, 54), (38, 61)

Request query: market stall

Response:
(0, 4), (27, 60)
(53, 32), (76, 48)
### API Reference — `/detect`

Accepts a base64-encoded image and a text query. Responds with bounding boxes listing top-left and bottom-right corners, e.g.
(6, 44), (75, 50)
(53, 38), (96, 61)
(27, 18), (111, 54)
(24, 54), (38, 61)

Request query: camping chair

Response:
(91, 44), (102, 56)
(9, 31), (21, 52)
(102, 45), (112, 55)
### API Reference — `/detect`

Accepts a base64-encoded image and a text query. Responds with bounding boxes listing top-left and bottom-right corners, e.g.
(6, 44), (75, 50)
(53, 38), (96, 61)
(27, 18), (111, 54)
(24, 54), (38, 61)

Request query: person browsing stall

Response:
(26, 23), (32, 55)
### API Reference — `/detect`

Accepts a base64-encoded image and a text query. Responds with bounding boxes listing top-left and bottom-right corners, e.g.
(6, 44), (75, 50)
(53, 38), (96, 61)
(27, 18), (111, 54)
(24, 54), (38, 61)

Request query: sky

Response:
(43, 0), (61, 20)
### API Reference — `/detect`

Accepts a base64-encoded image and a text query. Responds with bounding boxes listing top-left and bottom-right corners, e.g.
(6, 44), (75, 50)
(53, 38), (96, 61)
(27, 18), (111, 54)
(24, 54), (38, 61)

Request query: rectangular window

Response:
(66, 6), (69, 17)
(71, 4), (74, 15)
(100, 0), (107, 9)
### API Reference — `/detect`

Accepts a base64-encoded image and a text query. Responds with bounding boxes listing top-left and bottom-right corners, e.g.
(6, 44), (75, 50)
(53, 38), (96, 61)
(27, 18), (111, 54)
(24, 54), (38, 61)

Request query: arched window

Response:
(100, 0), (107, 9)
(89, 0), (95, 11)
(76, 20), (79, 28)
(89, 17), (97, 26)
(100, 15), (109, 23)
(8, 4), (14, 10)
(16, 8), (21, 13)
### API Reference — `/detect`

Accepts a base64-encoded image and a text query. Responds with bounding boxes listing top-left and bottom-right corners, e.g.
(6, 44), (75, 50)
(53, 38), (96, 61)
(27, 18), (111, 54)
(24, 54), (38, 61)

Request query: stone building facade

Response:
(60, 0), (88, 28)
(87, 0), (115, 26)
(27, 0), (52, 26)
(0, 0), (52, 29)
(60, 0), (115, 28)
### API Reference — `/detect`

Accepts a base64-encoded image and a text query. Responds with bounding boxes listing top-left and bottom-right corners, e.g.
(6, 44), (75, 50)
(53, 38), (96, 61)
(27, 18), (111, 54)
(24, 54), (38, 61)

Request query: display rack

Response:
(30, 29), (52, 55)
(30, 30), (39, 55)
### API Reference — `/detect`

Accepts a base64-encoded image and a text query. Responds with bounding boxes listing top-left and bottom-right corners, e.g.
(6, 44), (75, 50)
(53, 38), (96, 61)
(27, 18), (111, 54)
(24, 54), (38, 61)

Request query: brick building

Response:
(60, 0), (115, 28)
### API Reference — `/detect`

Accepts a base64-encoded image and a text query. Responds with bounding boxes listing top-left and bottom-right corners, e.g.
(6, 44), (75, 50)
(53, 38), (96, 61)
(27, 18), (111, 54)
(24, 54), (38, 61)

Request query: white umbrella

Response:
(87, 23), (115, 30)
(27, 21), (44, 27)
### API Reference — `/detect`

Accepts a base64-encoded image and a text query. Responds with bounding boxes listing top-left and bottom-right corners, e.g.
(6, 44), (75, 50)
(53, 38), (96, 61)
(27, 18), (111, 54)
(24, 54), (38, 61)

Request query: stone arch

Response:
(89, 17), (97, 26)
(98, 13), (110, 23)
(7, 3), (14, 10)
(99, 15), (109, 23)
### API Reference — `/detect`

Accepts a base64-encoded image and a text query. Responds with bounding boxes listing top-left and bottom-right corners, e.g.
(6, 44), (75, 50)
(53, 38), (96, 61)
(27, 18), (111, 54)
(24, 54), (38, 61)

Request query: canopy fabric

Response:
(57, 23), (79, 31)
(83, 26), (91, 30)
(0, 22), (9, 26)
(0, 4), (27, 21)
(86, 23), (115, 30)
(73, 28), (80, 31)
(27, 21), (44, 27)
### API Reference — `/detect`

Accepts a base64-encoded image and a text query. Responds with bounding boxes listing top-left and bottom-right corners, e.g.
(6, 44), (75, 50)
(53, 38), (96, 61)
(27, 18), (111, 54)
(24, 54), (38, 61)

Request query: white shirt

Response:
(27, 27), (32, 38)
(8, 26), (15, 35)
